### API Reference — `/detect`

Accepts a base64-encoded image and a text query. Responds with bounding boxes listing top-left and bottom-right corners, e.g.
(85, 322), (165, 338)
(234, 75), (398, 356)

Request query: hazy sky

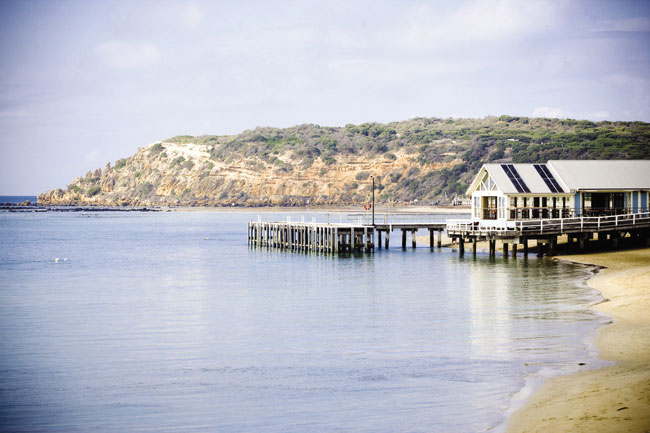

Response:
(1, 0), (649, 194)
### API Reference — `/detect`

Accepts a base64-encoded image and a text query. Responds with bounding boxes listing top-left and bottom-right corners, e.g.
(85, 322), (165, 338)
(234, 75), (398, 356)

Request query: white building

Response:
(466, 160), (650, 222)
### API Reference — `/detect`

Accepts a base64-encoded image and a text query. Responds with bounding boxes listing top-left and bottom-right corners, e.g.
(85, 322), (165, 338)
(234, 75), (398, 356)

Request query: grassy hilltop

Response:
(38, 116), (650, 207)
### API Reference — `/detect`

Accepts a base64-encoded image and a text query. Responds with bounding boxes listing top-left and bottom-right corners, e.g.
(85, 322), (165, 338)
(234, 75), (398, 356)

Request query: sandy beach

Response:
(506, 247), (650, 432)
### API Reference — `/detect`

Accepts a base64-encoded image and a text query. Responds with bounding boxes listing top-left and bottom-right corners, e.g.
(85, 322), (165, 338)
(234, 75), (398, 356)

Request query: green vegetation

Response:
(56, 116), (650, 206)
(181, 160), (195, 170)
(150, 143), (165, 154)
(86, 186), (101, 197)
(170, 156), (186, 167)
(115, 158), (127, 170)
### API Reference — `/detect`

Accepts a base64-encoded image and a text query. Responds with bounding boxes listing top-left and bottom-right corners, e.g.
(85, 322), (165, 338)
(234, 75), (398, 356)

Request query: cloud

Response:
(398, 0), (559, 48)
(95, 40), (161, 71)
(180, 2), (205, 28)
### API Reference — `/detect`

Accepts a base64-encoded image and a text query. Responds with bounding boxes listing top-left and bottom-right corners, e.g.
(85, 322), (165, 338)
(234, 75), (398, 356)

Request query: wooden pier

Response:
(248, 221), (375, 253)
(248, 214), (446, 254)
(250, 211), (650, 256)
(446, 211), (650, 257)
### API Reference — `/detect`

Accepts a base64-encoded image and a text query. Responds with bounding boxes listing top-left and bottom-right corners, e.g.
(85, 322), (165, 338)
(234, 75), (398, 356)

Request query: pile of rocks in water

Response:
(0, 201), (162, 212)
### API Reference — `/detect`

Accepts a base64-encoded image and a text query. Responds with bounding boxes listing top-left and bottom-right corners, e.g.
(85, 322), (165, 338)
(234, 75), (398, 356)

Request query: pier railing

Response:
(348, 213), (465, 226)
(447, 211), (650, 237)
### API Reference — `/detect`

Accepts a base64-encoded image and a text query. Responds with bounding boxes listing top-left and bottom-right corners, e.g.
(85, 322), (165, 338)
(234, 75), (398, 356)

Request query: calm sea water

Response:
(0, 211), (608, 433)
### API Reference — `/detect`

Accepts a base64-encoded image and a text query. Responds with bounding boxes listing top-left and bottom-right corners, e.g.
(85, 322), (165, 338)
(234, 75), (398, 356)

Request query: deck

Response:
(248, 213), (448, 253)
(446, 211), (650, 256)
(249, 211), (650, 256)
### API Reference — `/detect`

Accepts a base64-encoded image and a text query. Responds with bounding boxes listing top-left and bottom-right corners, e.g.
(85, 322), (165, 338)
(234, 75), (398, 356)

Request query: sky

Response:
(1, 0), (649, 194)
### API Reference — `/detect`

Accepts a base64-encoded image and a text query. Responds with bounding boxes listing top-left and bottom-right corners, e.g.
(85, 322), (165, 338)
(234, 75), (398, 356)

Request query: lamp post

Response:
(371, 175), (375, 226)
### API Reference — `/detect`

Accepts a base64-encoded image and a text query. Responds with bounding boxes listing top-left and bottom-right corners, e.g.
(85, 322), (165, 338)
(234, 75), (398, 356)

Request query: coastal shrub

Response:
(355, 171), (370, 181)
(115, 158), (127, 170)
(86, 186), (101, 197)
(182, 160), (195, 170)
(319, 168), (328, 177)
(136, 182), (154, 197)
(150, 143), (164, 154)
(170, 156), (185, 167)
(407, 167), (420, 177)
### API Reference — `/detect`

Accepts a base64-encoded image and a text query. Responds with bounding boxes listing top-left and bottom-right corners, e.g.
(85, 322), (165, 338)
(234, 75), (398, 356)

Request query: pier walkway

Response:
(446, 211), (650, 257)
(248, 213), (447, 253)
(249, 211), (650, 256)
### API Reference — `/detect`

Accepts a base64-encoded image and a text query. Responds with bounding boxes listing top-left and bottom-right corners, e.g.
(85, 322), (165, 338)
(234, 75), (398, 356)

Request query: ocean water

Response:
(0, 211), (608, 432)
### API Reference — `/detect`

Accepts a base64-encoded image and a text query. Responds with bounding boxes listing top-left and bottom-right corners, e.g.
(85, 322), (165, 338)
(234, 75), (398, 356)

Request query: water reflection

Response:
(0, 212), (608, 433)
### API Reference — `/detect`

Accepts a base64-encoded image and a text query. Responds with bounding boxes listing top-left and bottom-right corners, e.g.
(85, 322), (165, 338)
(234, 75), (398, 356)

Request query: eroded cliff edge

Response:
(38, 117), (650, 207)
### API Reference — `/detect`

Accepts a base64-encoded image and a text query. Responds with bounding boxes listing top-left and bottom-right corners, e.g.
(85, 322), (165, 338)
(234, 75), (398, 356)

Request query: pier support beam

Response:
(512, 243), (517, 258)
(385, 230), (390, 249)
(503, 242), (509, 257)
(412, 230), (417, 249)
(437, 230), (442, 248)
(429, 229), (434, 249)
(489, 239), (496, 257)
(402, 230), (407, 250)
(522, 238), (528, 256)
(459, 238), (465, 255)
(472, 238), (477, 255)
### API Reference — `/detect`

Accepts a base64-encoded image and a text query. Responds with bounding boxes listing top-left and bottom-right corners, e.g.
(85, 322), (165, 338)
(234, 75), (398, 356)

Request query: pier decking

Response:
(249, 211), (650, 256)
(248, 214), (446, 253)
(446, 211), (650, 256)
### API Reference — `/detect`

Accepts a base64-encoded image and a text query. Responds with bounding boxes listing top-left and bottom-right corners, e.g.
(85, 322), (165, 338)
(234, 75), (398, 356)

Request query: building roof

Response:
(481, 163), (567, 194)
(548, 160), (650, 190)
(467, 160), (650, 195)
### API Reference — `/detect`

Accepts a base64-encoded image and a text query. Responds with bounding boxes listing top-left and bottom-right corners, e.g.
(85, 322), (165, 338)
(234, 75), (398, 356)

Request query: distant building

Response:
(466, 160), (650, 223)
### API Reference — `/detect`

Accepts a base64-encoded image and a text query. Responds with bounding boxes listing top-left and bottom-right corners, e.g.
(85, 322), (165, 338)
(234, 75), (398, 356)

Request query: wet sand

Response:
(506, 247), (650, 432)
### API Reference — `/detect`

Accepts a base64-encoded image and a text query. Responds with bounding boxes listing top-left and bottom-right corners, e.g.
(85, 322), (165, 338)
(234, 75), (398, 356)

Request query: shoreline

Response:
(506, 247), (650, 432)
(1, 203), (471, 214)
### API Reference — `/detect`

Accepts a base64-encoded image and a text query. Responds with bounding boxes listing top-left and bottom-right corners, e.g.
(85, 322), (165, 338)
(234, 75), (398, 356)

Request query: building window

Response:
(522, 197), (529, 219)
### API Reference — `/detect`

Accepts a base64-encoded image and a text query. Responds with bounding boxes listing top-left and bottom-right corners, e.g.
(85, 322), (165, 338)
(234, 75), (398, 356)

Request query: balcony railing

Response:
(447, 210), (650, 236)
(506, 207), (638, 220)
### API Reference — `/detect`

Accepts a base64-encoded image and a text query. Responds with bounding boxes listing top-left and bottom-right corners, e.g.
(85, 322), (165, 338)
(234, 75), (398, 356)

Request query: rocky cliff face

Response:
(38, 139), (461, 207)
(38, 117), (650, 207)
